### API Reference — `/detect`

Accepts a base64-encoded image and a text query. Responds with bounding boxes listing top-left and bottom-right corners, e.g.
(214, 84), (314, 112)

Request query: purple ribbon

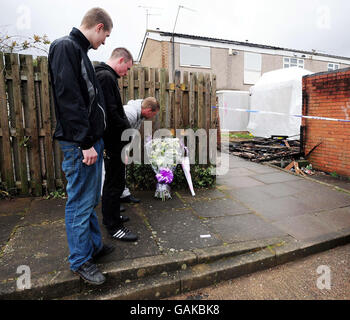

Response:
(156, 168), (174, 184)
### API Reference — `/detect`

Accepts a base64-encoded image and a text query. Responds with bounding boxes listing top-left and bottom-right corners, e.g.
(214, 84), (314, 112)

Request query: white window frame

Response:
(180, 44), (211, 69)
(244, 52), (262, 85)
(328, 63), (340, 71)
(283, 57), (304, 69)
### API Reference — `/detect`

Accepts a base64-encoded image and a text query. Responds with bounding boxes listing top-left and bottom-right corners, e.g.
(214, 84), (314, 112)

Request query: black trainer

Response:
(120, 195), (140, 204)
(73, 260), (106, 285)
(120, 204), (126, 212)
(120, 215), (130, 223)
(110, 226), (138, 242)
(92, 244), (115, 262)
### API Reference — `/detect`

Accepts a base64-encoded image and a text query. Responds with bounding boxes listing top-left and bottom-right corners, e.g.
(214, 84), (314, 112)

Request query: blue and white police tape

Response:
(212, 106), (350, 123)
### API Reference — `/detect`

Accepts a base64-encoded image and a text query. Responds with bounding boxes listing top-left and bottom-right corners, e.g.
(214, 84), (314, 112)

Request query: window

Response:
(284, 57), (304, 68)
(180, 44), (211, 68)
(244, 52), (262, 85)
(328, 63), (340, 71)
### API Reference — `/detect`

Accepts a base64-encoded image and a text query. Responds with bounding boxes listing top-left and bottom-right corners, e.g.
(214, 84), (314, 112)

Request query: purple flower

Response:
(156, 168), (174, 184)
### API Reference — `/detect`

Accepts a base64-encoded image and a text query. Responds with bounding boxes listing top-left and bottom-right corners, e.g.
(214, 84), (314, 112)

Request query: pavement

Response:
(1, 154), (350, 300)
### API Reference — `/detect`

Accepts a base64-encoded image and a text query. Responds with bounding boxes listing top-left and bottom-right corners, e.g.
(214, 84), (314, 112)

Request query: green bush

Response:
(126, 164), (216, 191)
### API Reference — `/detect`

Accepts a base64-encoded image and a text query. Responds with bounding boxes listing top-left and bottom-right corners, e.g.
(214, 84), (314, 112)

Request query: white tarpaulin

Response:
(247, 67), (313, 138)
(217, 90), (250, 132)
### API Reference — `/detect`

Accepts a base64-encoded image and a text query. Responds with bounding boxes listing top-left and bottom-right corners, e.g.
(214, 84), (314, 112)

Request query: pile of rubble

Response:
(229, 136), (301, 163)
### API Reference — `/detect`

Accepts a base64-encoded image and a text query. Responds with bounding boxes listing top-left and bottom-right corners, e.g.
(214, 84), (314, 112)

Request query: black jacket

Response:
(95, 62), (131, 151)
(48, 27), (106, 150)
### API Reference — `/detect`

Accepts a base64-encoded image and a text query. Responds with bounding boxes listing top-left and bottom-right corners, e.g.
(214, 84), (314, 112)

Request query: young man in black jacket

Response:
(49, 8), (114, 285)
(95, 48), (139, 242)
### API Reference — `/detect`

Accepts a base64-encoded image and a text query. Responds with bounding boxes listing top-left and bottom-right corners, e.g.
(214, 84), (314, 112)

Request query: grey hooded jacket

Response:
(123, 99), (144, 130)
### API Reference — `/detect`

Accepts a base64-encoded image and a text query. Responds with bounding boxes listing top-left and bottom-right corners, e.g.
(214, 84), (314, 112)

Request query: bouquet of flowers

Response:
(145, 137), (183, 201)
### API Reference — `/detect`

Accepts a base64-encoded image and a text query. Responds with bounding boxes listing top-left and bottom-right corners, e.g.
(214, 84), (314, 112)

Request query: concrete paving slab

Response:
(253, 172), (302, 184)
(226, 182), (302, 202)
(0, 221), (69, 283)
(224, 185), (273, 207)
(19, 198), (66, 226)
(292, 188), (350, 213)
(272, 214), (338, 241)
(284, 179), (330, 192)
(314, 207), (350, 231)
(176, 188), (226, 203)
(0, 213), (24, 249)
(190, 198), (252, 218)
(249, 196), (317, 222)
(229, 158), (250, 169)
(205, 214), (288, 243)
(256, 183), (302, 198)
(143, 208), (223, 252)
(0, 198), (32, 215)
(222, 167), (257, 177)
(135, 191), (189, 212)
(242, 165), (280, 175)
(217, 176), (265, 189)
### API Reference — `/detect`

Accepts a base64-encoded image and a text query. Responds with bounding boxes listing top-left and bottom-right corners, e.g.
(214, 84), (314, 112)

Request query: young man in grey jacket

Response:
(119, 98), (159, 203)
(124, 97), (159, 132)
(119, 97), (160, 209)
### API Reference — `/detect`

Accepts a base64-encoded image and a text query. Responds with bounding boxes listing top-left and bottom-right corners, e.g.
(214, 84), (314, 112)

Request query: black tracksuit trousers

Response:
(101, 148), (126, 233)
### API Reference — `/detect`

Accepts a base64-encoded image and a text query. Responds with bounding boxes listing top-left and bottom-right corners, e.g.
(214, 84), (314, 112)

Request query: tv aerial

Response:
(138, 5), (163, 30)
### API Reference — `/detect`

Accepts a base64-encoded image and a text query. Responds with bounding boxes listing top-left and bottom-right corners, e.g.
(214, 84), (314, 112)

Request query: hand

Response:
(82, 147), (98, 166)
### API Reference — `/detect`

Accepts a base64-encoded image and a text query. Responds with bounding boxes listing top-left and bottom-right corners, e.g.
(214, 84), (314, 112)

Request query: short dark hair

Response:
(142, 97), (160, 112)
(110, 47), (134, 64)
(81, 8), (113, 31)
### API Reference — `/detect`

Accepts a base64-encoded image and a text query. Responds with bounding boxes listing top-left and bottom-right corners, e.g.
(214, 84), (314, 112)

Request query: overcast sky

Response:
(1, 0), (350, 62)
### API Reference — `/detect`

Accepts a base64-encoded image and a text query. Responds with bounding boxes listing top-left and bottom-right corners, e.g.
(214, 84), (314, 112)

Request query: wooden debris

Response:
(284, 140), (290, 148)
(229, 137), (301, 163)
(284, 161), (308, 176)
(285, 161), (296, 171)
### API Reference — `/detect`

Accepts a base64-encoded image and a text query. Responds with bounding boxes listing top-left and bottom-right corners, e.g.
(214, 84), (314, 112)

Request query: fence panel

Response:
(20, 54), (42, 196)
(0, 53), (219, 196)
(0, 52), (15, 191)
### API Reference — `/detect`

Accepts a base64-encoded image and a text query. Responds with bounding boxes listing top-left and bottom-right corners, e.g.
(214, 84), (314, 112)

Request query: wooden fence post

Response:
(138, 67), (145, 99)
(7, 53), (29, 195)
(174, 70), (182, 130)
(189, 72), (196, 129)
(0, 52), (15, 191)
(211, 74), (217, 129)
(205, 74), (211, 164)
(159, 68), (167, 128)
(39, 56), (55, 193)
(197, 73), (205, 130)
(182, 72), (189, 128)
(20, 54), (42, 196)
(128, 67), (135, 101)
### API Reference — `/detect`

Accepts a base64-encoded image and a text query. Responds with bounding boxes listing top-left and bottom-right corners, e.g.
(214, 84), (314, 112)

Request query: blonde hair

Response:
(142, 97), (160, 112)
(81, 8), (113, 31)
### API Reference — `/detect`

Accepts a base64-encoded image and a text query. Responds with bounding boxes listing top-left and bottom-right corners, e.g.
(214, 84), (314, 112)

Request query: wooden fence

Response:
(0, 52), (218, 196)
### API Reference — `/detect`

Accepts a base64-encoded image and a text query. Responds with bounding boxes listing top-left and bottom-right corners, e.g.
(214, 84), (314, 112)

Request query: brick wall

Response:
(302, 68), (350, 177)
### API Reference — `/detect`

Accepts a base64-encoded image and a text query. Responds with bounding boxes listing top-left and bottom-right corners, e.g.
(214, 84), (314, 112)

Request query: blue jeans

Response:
(59, 139), (104, 271)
